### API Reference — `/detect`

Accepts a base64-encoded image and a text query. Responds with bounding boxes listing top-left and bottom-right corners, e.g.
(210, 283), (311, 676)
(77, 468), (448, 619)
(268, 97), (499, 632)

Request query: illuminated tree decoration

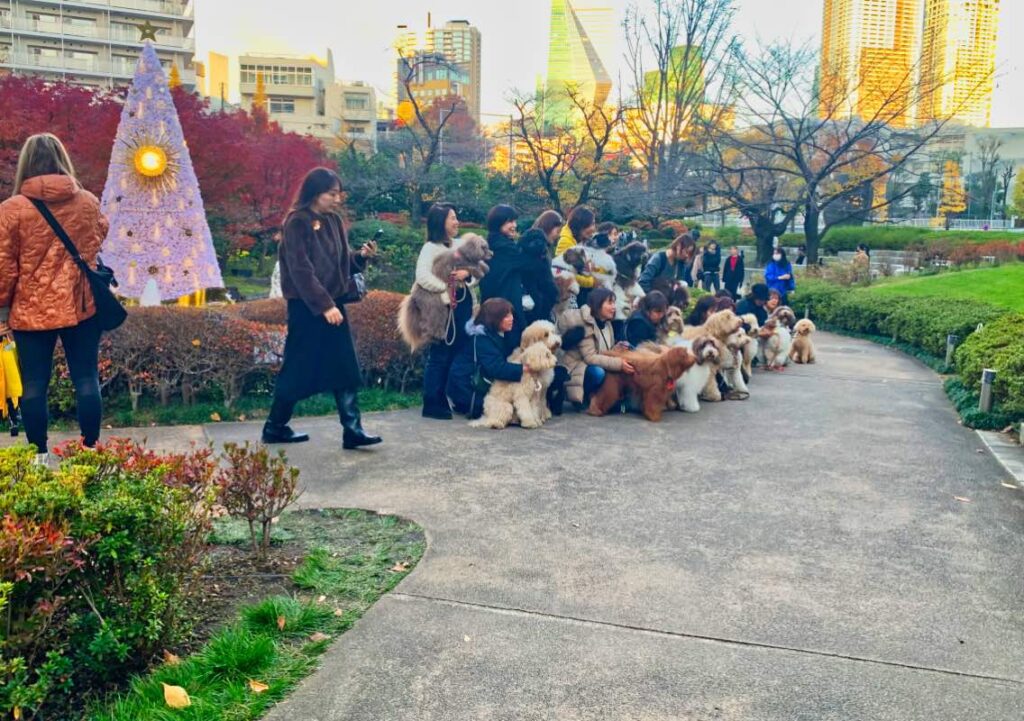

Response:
(99, 41), (223, 301)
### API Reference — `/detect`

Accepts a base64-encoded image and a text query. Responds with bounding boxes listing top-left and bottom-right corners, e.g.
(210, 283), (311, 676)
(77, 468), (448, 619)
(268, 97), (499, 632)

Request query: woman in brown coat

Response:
(262, 167), (382, 450)
(556, 287), (635, 406)
(0, 134), (109, 462)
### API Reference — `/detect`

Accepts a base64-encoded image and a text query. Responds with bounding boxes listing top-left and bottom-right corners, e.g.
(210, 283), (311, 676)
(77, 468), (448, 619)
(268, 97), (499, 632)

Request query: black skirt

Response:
(274, 298), (362, 402)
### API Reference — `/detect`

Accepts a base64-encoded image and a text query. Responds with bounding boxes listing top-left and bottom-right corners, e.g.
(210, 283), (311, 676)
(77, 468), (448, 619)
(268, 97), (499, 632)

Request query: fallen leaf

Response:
(316, 594), (327, 604)
(309, 632), (331, 643)
(248, 679), (269, 694)
(333, 608), (345, 617)
(276, 615), (286, 631)
(1001, 482), (1018, 490)
(463, 635), (472, 642)
(163, 650), (181, 666)
(391, 561), (410, 573)
(13, 706), (21, 720)
(162, 683), (191, 709)
(210, 412), (222, 422)
(954, 496), (971, 503)
(237, 414), (247, 422)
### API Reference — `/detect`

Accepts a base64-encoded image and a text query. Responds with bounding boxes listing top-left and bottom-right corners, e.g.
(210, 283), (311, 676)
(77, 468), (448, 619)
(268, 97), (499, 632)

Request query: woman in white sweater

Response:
(417, 203), (474, 419)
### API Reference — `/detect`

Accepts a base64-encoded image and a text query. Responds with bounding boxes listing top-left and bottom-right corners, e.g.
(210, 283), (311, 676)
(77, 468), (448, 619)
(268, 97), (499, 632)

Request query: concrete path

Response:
(27, 333), (1024, 718)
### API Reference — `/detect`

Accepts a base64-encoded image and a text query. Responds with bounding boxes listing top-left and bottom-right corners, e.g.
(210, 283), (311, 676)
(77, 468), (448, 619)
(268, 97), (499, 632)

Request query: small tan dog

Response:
(789, 318), (817, 364)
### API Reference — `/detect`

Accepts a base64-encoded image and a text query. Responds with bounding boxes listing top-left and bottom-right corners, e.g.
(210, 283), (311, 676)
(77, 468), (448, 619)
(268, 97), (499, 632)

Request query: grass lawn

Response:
(866, 264), (1024, 312)
(90, 509), (425, 721)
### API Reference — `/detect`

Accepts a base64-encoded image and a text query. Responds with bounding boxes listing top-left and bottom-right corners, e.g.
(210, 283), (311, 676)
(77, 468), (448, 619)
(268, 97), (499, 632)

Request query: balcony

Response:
(1, 16), (195, 51)
(0, 50), (196, 84)
(17, 0), (193, 21)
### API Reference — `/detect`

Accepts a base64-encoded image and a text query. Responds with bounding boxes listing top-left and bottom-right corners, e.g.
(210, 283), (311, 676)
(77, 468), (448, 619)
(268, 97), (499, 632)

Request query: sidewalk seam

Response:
(391, 591), (1024, 687)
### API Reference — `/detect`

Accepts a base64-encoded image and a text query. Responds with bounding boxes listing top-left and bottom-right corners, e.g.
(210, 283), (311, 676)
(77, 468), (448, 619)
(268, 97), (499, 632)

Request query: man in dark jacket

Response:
(736, 283), (769, 326)
(722, 246), (745, 299)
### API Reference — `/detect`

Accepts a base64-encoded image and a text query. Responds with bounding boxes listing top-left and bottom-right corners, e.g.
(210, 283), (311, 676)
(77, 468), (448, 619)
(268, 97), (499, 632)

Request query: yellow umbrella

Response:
(0, 335), (21, 419)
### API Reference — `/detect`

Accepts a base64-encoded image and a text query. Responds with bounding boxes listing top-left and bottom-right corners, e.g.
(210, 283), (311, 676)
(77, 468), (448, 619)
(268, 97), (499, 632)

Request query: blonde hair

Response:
(13, 133), (76, 196)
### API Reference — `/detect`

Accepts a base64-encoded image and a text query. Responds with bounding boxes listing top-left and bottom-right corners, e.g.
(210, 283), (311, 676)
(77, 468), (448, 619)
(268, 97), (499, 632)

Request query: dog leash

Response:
(443, 277), (467, 347)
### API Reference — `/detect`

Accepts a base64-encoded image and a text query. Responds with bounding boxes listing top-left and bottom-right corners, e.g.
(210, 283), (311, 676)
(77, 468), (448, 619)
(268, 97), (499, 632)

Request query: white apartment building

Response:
(0, 0), (196, 88)
(238, 49), (377, 153)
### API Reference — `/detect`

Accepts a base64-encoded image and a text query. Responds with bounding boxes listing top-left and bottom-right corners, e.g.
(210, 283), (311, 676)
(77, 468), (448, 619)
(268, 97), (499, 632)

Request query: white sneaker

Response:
(32, 452), (50, 467)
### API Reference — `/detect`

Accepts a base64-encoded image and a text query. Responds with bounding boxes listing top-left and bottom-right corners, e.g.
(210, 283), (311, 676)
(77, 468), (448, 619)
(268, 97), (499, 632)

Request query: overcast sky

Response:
(194, 0), (1023, 127)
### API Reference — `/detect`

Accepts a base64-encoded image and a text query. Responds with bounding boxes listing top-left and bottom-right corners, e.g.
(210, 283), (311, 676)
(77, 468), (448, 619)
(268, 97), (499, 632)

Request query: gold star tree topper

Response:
(138, 21), (158, 42)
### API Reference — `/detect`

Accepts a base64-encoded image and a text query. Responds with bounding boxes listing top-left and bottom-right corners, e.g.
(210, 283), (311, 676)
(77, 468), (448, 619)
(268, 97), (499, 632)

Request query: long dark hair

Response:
(486, 204), (519, 235)
(426, 203), (456, 246)
(567, 206), (596, 241)
(670, 234), (696, 263)
(686, 295), (717, 326)
(773, 247), (789, 266)
(291, 167), (342, 212)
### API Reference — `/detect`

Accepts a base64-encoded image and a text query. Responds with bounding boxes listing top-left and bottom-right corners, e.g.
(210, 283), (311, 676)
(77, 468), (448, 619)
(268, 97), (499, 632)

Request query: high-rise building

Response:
(819, 0), (922, 127)
(205, 51), (229, 106)
(239, 50), (377, 153)
(396, 50), (470, 118)
(394, 17), (482, 124)
(0, 0), (196, 88)
(425, 20), (481, 123)
(917, 0), (1000, 127)
(542, 0), (614, 127)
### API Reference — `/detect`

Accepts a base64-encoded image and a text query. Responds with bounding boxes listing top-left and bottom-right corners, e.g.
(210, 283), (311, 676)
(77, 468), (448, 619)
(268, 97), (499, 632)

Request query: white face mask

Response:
(773, 254), (782, 261)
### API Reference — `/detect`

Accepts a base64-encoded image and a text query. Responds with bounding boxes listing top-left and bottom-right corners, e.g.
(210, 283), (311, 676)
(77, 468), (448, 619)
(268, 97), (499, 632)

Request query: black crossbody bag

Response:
(30, 199), (127, 332)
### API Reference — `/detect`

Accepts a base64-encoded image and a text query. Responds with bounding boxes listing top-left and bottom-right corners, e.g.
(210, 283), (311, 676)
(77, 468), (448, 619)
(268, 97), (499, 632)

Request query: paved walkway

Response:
(30, 333), (1024, 718)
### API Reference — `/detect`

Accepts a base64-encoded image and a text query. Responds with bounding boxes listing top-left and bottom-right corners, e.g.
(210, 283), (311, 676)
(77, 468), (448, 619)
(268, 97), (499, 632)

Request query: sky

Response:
(194, 0), (1024, 128)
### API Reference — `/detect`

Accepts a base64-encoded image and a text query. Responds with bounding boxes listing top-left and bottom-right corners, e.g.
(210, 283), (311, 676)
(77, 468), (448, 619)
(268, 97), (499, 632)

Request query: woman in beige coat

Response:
(557, 287), (635, 406)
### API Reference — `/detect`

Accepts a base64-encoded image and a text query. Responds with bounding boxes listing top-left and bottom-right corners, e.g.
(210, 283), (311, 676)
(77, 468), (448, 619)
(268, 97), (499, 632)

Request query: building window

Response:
(269, 97), (295, 114)
(347, 124), (367, 135)
(240, 64), (313, 86)
(345, 94), (368, 110)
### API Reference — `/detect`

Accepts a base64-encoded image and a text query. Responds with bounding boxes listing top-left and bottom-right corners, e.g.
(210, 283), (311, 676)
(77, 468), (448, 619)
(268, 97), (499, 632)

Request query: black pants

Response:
(422, 339), (458, 414)
(14, 316), (102, 454)
(702, 271), (720, 293)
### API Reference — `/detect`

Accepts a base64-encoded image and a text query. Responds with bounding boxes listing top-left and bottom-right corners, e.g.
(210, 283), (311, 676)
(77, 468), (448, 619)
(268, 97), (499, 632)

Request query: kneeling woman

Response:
(557, 287), (635, 407)
(447, 298), (528, 420)
(262, 167), (381, 450)
(625, 291), (668, 347)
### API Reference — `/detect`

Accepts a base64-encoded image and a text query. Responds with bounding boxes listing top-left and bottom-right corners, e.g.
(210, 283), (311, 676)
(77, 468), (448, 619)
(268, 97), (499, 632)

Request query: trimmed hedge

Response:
(790, 279), (1003, 357)
(954, 313), (1024, 415)
(780, 226), (1024, 254)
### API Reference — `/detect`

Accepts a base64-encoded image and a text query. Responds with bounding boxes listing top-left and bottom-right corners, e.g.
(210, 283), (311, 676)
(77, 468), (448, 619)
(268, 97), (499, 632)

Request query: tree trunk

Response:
(803, 204), (821, 264)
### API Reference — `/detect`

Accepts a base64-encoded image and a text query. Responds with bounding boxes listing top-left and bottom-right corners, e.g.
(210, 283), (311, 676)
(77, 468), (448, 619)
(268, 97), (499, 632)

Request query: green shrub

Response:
(816, 226), (1024, 254)
(0, 440), (217, 719)
(349, 219), (421, 293)
(954, 313), (1024, 414)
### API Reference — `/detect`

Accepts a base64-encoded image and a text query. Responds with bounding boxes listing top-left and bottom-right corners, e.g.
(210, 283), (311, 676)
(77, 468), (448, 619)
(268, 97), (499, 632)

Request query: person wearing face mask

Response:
(765, 246), (795, 304)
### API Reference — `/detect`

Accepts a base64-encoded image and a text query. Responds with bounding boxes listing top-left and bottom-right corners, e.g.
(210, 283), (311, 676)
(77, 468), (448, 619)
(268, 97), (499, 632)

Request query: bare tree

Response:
(998, 162), (1015, 220)
(972, 136), (1002, 219)
(622, 0), (737, 223)
(509, 86), (624, 215)
(704, 41), (990, 262)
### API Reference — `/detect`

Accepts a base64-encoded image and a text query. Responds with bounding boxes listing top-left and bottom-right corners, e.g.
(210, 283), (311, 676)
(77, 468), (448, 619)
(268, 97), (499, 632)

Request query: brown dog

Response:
(588, 345), (696, 422)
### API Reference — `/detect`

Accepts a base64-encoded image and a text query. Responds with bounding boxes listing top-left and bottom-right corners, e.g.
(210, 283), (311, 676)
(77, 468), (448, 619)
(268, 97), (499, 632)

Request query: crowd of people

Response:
(410, 200), (799, 424)
(0, 132), (802, 460)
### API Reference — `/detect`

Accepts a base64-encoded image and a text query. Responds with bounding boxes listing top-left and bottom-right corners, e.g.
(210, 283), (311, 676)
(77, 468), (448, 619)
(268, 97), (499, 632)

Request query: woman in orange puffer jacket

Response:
(0, 133), (109, 462)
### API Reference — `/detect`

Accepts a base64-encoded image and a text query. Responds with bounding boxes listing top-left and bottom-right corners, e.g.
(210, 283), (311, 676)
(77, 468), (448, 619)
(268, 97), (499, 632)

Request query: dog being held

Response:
(789, 318), (817, 364)
(398, 233), (492, 351)
(587, 345), (695, 422)
(471, 335), (560, 430)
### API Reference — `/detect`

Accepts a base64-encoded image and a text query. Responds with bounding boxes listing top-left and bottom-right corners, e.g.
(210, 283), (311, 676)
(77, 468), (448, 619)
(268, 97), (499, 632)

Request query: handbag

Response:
(470, 336), (491, 396)
(30, 199), (127, 332)
(338, 270), (367, 305)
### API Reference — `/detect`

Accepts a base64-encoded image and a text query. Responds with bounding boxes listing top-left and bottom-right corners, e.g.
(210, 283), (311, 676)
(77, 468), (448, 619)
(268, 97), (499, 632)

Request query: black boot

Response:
(262, 397), (309, 444)
(335, 389), (382, 450)
(262, 422), (310, 444)
(547, 367), (569, 417)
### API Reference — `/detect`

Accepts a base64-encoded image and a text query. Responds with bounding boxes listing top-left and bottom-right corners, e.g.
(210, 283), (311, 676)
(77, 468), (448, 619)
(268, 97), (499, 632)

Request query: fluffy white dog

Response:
(470, 342), (558, 429)
(668, 335), (720, 413)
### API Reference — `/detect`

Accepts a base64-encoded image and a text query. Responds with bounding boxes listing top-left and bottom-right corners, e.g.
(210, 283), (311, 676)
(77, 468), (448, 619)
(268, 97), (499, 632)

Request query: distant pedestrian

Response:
(700, 240), (722, 292)
(722, 246), (745, 298)
(765, 247), (795, 304)
(263, 167), (381, 450)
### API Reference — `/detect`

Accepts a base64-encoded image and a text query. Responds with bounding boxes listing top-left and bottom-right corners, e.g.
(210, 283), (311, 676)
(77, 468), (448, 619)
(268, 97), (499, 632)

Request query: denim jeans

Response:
(583, 365), (606, 401)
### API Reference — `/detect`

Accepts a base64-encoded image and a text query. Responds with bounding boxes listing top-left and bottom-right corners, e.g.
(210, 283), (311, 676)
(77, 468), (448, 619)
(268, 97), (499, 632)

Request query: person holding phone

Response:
(262, 167), (381, 450)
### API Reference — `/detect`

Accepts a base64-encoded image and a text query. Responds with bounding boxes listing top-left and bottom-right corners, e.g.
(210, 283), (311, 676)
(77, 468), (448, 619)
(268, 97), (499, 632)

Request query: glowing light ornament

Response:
(98, 41), (222, 302)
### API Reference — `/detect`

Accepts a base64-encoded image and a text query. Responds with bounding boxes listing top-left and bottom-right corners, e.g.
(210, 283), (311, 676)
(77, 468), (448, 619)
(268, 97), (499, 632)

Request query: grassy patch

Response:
(865, 264), (1024, 312)
(90, 509), (424, 721)
(51, 388), (418, 431)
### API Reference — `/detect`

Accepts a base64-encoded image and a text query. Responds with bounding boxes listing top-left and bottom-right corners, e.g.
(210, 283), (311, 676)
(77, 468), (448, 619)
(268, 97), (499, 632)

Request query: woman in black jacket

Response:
(638, 234), (697, 294)
(262, 167), (381, 450)
(700, 241), (722, 292)
(479, 204), (530, 348)
(446, 298), (528, 420)
(722, 246), (745, 299)
(519, 227), (559, 323)
(624, 291), (668, 347)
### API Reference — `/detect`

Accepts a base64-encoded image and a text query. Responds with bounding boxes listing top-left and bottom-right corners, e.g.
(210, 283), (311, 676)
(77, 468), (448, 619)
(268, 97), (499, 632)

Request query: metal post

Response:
(979, 368), (997, 413)
(804, 304), (811, 320)
(945, 334), (958, 368)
